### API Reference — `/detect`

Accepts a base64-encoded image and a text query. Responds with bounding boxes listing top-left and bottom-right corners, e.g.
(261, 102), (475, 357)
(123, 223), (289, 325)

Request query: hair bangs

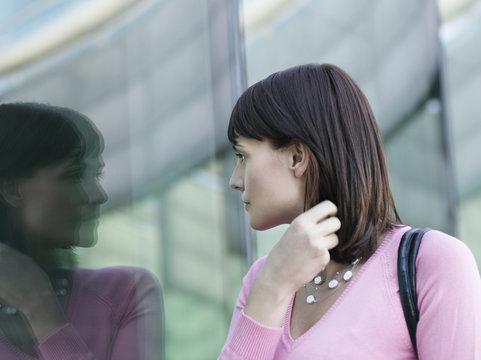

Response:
(228, 85), (265, 145)
(228, 79), (292, 148)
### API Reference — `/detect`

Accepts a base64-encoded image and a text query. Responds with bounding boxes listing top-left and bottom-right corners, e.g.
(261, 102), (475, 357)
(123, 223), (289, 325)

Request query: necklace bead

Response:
(0, 276), (69, 316)
(0, 305), (18, 315)
(304, 258), (362, 304)
(343, 270), (353, 281)
(328, 279), (339, 289)
(6, 307), (17, 315)
(57, 288), (68, 296)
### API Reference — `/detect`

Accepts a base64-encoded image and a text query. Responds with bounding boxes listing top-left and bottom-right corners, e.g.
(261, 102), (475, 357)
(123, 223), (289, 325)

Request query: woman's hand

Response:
(0, 243), (51, 310)
(244, 200), (340, 327)
(0, 243), (66, 340)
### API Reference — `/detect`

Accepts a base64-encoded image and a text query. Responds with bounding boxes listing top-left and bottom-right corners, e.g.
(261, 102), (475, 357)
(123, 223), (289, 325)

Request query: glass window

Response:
(0, 0), (246, 358)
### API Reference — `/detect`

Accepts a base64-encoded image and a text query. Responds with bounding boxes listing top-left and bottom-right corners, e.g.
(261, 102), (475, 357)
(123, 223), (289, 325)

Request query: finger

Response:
(321, 233), (339, 250)
(303, 200), (338, 223)
(315, 216), (341, 236)
(309, 233), (339, 261)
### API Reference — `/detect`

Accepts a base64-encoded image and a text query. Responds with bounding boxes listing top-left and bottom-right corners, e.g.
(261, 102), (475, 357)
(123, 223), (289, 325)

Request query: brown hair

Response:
(228, 64), (401, 263)
(0, 102), (102, 253)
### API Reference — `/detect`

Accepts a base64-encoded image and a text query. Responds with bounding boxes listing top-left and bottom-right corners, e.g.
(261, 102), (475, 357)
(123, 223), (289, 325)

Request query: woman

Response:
(219, 64), (481, 359)
(0, 103), (163, 359)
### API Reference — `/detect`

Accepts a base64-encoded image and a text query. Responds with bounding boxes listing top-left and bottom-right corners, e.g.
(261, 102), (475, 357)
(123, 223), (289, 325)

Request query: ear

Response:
(0, 179), (24, 208)
(289, 141), (309, 178)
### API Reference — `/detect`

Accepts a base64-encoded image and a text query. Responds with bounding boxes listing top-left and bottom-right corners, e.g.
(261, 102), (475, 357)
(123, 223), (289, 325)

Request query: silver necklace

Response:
(304, 258), (361, 304)
(0, 277), (70, 316)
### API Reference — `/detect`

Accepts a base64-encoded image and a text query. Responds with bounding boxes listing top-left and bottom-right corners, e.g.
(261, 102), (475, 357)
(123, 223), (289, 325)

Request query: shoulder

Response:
(417, 230), (477, 269)
(74, 266), (157, 284)
(381, 226), (479, 292)
(72, 266), (160, 302)
(386, 226), (476, 268)
(415, 229), (480, 297)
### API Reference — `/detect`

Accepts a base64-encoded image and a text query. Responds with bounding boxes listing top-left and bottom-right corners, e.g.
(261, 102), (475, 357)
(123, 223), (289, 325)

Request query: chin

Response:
(249, 216), (287, 231)
(250, 223), (272, 231)
(75, 221), (100, 247)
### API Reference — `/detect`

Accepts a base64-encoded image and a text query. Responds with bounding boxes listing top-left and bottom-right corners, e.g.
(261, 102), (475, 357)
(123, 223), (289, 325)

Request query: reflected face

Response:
(229, 137), (305, 230)
(18, 156), (108, 248)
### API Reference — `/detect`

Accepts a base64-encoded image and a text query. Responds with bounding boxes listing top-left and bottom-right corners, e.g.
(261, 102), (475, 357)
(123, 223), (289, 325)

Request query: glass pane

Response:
(0, 0), (245, 358)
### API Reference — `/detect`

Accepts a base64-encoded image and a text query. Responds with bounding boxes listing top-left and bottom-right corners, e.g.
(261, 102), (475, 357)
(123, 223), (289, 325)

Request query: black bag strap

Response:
(397, 227), (431, 356)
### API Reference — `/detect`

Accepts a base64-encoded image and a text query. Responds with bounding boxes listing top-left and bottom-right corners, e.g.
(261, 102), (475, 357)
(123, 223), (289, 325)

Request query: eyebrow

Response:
(232, 143), (246, 153)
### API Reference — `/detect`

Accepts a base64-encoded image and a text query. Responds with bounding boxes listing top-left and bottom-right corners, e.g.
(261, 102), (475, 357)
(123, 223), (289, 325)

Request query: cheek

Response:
(244, 167), (274, 198)
(25, 185), (84, 221)
(22, 189), (86, 245)
(246, 163), (293, 197)
(247, 165), (305, 223)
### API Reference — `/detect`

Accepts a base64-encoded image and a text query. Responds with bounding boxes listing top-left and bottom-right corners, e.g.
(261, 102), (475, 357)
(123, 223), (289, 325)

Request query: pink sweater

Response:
(219, 226), (481, 359)
(0, 266), (163, 359)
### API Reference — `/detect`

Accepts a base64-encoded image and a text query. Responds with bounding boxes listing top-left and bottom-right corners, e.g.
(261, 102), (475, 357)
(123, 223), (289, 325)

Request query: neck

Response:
(28, 247), (59, 274)
(28, 247), (77, 275)
(326, 259), (354, 274)
(2, 212), (77, 275)
(15, 231), (77, 275)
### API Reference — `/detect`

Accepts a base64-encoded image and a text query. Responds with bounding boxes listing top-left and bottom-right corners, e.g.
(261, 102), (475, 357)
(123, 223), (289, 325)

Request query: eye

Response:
(82, 169), (104, 183)
(63, 171), (84, 182)
(235, 153), (246, 163)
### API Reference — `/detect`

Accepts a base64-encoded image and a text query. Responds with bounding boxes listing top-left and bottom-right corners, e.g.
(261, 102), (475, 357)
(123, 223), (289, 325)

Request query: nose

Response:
(83, 181), (108, 206)
(91, 182), (108, 205)
(229, 163), (244, 191)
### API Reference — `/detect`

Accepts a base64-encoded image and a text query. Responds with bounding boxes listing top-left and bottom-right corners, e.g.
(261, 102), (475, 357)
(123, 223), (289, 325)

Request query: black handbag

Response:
(397, 227), (431, 357)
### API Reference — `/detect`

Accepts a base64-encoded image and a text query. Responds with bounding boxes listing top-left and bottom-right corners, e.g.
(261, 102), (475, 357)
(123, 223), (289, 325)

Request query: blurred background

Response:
(0, 0), (479, 358)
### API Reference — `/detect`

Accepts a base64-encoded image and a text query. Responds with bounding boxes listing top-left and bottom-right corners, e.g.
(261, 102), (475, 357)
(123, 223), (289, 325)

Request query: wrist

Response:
(253, 271), (294, 305)
(23, 296), (65, 335)
(243, 273), (294, 328)
(26, 305), (66, 342)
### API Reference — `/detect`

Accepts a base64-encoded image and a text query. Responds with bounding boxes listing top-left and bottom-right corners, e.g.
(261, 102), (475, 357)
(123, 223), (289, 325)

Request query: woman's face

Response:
(16, 155), (107, 248)
(229, 136), (306, 230)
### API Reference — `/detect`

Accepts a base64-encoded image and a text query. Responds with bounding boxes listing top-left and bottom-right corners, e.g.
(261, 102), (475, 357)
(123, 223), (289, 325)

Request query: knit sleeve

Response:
(36, 324), (95, 359)
(415, 230), (481, 359)
(218, 257), (283, 360)
(36, 267), (164, 360)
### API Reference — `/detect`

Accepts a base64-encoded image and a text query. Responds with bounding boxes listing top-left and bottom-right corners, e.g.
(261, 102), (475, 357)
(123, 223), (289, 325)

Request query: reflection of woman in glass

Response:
(219, 64), (481, 359)
(0, 103), (163, 359)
